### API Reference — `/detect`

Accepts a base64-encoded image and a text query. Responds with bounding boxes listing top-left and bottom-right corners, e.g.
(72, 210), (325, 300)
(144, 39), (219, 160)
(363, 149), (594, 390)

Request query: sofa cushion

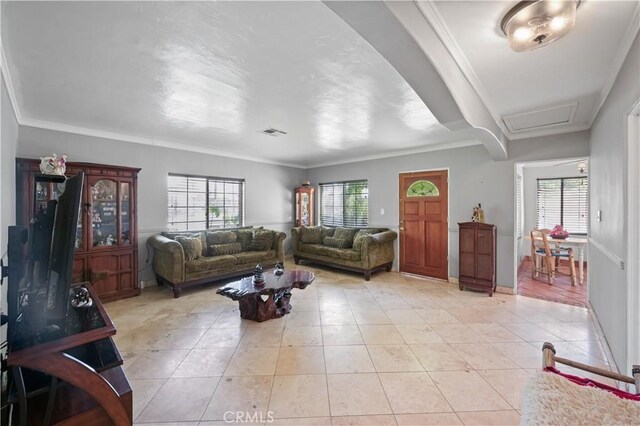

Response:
(332, 228), (358, 248)
(185, 255), (237, 274)
(175, 236), (203, 261)
(321, 226), (335, 239)
(206, 230), (237, 246)
(163, 232), (207, 256)
(300, 226), (323, 244)
(209, 242), (242, 256)
(323, 237), (352, 249)
(249, 229), (274, 251)
(353, 229), (379, 252)
(234, 250), (276, 265)
(234, 229), (254, 250)
(300, 243), (361, 261)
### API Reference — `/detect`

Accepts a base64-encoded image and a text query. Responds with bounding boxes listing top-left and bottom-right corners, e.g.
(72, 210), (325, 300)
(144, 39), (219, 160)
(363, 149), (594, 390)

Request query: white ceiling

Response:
(2, 1), (638, 166)
(2, 1), (475, 168)
(428, 0), (639, 139)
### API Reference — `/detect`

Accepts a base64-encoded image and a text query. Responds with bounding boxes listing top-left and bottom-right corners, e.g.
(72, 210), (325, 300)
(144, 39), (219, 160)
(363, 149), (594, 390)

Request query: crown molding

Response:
(415, 1), (511, 139)
(18, 117), (308, 169)
(304, 139), (481, 169)
(590, 1), (640, 126)
(1, 42), (23, 122)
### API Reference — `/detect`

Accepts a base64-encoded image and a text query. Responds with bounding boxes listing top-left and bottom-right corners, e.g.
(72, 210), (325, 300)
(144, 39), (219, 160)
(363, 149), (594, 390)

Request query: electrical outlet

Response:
(380, 208), (385, 215)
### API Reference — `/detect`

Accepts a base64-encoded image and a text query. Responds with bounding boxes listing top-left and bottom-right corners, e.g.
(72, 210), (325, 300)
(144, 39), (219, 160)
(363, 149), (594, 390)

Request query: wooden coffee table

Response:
(216, 270), (315, 322)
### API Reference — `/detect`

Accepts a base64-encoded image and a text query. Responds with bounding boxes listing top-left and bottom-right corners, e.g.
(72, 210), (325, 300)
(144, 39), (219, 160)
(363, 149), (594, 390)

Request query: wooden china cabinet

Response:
(294, 184), (315, 227)
(16, 158), (141, 302)
(458, 222), (497, 296)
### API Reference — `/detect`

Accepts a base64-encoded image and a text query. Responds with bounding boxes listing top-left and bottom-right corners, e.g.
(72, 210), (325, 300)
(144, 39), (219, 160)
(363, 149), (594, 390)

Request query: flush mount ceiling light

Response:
(501, 0), (581, 52)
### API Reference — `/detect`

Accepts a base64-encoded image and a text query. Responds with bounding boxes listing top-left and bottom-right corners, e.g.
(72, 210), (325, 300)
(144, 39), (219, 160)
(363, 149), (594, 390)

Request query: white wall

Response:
(1, 72), (19, 370)
(307, 131), (590, 288)
(519, 164), (588, 259)
(17, 126), (306, 282)
(588, 34), (639, 371)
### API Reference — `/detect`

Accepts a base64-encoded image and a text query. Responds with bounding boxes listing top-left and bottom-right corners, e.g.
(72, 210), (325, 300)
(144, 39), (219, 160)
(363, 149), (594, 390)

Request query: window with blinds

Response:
(516, 173), (523, 238)
(537, 177), (588, 235)
(320, 180), (368, 227)
(168, 174), (245, 231)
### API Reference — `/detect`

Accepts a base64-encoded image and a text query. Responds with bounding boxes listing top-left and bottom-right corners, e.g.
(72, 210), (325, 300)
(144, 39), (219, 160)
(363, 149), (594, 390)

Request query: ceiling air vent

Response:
(259, 128), (287, 137)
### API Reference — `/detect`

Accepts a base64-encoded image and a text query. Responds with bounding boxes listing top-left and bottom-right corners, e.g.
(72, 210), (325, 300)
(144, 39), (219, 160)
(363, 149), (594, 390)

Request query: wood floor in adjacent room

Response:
(106, 261), (607, 425)
(517, 260), (588, 308)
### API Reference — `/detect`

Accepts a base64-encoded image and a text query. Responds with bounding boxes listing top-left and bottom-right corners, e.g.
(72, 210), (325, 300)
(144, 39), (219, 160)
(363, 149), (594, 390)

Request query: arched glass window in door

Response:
(407, 180), (439, 197)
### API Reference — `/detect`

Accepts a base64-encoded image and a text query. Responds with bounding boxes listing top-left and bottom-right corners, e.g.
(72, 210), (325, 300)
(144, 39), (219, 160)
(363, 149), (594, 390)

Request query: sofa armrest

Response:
(361, 230), (398, 269)
(273, 231), (286, 262)
(148, 235), (185, 284)
(291, 227), (302, 253)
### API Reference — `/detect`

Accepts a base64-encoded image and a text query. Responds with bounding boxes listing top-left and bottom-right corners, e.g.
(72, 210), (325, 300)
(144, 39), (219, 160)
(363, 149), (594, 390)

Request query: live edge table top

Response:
(216, 270), (315, 322)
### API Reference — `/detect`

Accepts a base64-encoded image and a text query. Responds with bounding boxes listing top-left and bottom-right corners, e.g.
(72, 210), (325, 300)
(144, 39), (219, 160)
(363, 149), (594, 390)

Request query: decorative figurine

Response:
(253, 264), (265, 285)
(274, 262), (284, 276)
(471, 203), (485, 223)
(71, 286), (93, 309)
(39, 153), (67, 176)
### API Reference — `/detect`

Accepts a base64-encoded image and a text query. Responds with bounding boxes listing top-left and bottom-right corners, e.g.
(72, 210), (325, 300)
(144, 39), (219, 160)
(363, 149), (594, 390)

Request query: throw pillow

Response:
(209, 242), (242, 256)
(206, 230), (237, 246)
(234, 229), (254, 250)
(300, 226), (323, 244)
(352, 229), (377, 252)
(333, 228), (358, 246)
(323, 236), (352, 249)
(175, 236), (202, 261)
(249, 229), (274, 251)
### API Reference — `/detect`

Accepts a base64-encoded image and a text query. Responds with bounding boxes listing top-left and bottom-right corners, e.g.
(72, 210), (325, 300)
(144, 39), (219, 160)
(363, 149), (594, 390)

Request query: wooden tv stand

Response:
(7, 283), (132, 425)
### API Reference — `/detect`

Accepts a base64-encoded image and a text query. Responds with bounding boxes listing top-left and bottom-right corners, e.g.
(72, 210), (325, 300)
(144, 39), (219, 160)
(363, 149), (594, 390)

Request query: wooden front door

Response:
(399, 170), (448, 279)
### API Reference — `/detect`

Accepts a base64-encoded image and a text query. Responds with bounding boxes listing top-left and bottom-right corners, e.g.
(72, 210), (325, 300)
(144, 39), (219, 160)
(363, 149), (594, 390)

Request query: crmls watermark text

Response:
(223, 411), (275, 423)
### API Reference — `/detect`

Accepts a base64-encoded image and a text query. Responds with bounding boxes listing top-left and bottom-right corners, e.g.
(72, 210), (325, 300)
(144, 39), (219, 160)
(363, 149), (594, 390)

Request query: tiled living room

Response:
(110, 261), (610, 425)
(1, 1), (639, 425)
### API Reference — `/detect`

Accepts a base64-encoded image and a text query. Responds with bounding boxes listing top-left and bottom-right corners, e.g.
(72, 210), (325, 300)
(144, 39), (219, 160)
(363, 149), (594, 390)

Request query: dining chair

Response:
(530, 229), (577, 286)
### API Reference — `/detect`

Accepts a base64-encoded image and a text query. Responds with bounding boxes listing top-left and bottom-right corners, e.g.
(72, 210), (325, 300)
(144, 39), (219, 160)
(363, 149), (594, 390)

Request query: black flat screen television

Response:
(6, 172), (84, 346)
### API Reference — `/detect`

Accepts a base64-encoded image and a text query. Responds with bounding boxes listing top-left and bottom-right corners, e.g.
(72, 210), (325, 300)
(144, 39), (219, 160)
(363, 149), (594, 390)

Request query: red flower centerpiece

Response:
(550, 225), (569, 240)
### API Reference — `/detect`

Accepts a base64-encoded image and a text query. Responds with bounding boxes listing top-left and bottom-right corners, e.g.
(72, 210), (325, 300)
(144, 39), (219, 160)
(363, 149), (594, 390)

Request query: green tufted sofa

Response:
(291, 226), (397, 280)
(148, 226), (286, 297)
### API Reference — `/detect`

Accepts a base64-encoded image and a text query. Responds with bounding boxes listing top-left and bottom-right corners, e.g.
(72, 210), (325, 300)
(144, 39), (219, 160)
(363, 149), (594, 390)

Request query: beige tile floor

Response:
(106, 261), (613, 425)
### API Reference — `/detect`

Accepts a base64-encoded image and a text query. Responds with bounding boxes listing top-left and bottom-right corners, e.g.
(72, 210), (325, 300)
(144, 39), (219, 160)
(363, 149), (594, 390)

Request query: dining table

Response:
(526, 235), (588, 285)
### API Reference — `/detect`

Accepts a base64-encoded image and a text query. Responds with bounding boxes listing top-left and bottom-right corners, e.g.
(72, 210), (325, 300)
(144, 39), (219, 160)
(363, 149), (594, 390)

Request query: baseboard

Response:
(496, 285), (515, 295)
(587, 301), (625, 390)
(448, 276), (459, 284)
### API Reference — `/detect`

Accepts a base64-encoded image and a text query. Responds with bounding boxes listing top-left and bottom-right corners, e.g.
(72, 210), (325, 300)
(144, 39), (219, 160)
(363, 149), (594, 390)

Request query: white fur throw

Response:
(521, 371), (640, 425)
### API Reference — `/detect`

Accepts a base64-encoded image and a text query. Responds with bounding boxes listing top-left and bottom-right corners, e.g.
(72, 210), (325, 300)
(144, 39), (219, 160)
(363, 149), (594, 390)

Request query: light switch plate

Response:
(597, 210), (602, 222)
(380, 208), (385, 215)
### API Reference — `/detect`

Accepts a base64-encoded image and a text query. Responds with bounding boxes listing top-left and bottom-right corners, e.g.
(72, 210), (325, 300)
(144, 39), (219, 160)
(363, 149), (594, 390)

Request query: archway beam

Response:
(324, 1), (509, 160)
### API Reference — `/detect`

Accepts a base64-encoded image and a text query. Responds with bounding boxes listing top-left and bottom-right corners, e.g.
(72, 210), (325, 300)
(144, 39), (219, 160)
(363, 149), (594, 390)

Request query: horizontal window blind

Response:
(320, 180), (368, 227)
(168, 174), (245, 231)
(516, 173), (523, 238)
(537, 177), (588, 235)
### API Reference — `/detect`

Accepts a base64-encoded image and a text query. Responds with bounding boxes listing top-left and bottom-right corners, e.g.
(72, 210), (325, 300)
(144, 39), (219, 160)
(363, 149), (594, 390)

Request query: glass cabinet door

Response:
(34, 180), (65, 215)
(91, 179), (118, 247)
(120, 182), (131, 245)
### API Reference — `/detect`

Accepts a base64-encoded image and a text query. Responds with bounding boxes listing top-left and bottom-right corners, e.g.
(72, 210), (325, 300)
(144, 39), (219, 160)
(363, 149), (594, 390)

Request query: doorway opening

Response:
(398, 169), (449, 280)
(513, 158), (589, 307)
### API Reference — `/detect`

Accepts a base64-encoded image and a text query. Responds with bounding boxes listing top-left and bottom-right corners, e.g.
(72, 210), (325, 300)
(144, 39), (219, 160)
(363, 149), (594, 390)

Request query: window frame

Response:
(167, 173), (245, 231)
(536, 176), (588, 236)
(319, 179), (369, 228)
